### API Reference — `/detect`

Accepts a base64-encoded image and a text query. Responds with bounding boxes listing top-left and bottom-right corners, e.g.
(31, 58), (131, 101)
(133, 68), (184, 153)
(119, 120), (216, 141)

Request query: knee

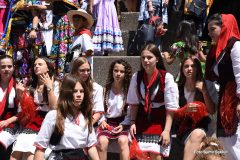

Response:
(189, 129), (206, 142)
(98, 136), (109, 151)
(118, 136), (129, 148)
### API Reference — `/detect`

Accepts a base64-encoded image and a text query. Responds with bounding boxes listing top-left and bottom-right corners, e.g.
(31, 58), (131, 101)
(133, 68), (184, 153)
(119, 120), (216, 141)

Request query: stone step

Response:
(120, 12), (139, 31)
(93, 56), (140, 86)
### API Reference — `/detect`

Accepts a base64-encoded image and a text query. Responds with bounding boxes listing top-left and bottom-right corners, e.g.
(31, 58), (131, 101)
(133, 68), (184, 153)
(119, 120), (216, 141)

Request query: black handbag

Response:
(187, 0), (207, 17)
(127, 24), (155, 56)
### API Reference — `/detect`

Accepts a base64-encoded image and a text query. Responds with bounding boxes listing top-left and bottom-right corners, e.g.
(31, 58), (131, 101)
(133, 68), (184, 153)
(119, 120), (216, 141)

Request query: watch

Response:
(31, 26), (38, 31)
(46, 86), (52, 92)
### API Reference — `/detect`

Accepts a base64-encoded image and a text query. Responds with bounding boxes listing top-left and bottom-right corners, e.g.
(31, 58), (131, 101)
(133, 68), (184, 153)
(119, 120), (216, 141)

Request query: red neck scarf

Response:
(0, 77), (14, 117)
(214, 14), (240, 59)
(143, 69), (159, 114)
(73, 28), (92, 37)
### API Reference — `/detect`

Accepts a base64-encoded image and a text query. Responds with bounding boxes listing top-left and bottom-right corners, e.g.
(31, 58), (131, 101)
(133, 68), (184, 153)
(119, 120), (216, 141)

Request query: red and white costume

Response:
(127, 70), (179, 157)
(97, 89), (130, 139)
(12, 81), (59, 154)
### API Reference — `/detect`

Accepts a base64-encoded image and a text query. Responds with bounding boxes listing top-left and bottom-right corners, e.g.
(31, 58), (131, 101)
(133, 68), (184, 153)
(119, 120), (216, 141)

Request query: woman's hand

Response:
(161, 130), (170, 147)
(130, 124), (136, 138)
(16, 81), (25, 100)
(100, 120), (108, 130)
(112, 124), (123, 134)
(185, 103), (199, 113)
(40, 73), (54, 89)
(29, 30), (37, 39)
(0, 120), (10, 128)
(195, 81), (206, 93)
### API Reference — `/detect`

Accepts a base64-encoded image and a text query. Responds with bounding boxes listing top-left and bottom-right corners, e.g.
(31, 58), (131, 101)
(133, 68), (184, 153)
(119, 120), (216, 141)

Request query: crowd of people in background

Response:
(0, 0), (240, 160)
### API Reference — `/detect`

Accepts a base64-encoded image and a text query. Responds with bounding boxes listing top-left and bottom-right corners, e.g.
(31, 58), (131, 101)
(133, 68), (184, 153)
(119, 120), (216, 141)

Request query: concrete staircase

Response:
(92, 12), (140, 86)
(92, 12), (180, 86)
(92, 12), (182, 160)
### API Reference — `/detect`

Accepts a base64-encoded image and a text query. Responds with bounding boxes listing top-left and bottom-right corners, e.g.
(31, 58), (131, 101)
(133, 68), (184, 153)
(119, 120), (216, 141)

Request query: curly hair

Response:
(51, 75), (93, 145)
(71, 57), (93, 95)
(195, 137), (226, 160)
(104, 59), (132, 113)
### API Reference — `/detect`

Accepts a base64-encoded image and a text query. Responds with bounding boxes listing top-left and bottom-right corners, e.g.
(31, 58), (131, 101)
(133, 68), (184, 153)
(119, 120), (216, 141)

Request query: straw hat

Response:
(67, 9), (94, 28)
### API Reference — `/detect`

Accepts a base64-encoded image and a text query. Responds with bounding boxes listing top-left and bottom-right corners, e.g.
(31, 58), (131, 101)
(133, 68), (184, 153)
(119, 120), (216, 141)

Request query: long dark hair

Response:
(104, 59), (132, 113)
(140, 43), (166, 71)
(178, 57), (204, 102)
(51, 75), (93, 145)
(176, 20), (199, 55)
(27, 57), (56, 102)
(207, 13), (222, 27)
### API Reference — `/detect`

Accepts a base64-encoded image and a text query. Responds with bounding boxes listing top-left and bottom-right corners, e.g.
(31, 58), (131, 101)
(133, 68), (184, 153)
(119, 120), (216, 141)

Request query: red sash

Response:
(0, 78), (14, 117)
(73, 28), (92, 37)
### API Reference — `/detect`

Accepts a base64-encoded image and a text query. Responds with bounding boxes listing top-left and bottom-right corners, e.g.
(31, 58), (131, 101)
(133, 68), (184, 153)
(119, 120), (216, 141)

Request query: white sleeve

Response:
(164, 73), (179, 110)
(34, 110), (56, 149)
(53, 81), (60, 98)
(82, 34), (94, 53)
(98, 114), (106, 125)
(86, 129), (97, 148)
(230, 41), (240, 96)
(93, 83), (104, 113)
(127, 73), (139, 105)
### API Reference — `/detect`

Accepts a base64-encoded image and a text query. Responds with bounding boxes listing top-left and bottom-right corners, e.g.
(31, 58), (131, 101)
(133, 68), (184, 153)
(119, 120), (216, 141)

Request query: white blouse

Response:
(34, 81), (60, 112)
(98, 89), (131, 125)
(127, 72), (179, 110)
(92, 82), (104, 113)
(34, 110), (97, 150)
(0, 87), (16, 109)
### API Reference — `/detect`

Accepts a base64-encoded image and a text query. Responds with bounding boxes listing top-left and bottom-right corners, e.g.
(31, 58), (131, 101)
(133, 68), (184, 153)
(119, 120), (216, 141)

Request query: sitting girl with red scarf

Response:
(0, 55), (18, 160)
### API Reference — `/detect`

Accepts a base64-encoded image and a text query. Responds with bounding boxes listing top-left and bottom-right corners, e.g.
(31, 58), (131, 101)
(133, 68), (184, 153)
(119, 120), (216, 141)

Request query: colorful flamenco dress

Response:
(93, 0), (124, 54)
(49, 0), (79, 79)
(0, 0), (9, 39)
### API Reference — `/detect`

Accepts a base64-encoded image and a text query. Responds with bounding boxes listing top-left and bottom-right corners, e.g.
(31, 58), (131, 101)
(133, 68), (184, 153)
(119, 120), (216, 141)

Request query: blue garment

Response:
(138, 0), (168, 24)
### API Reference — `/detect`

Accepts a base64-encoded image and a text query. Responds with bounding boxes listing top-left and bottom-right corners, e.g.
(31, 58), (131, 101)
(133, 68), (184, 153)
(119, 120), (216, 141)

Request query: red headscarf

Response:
(215, 14), (240, 59)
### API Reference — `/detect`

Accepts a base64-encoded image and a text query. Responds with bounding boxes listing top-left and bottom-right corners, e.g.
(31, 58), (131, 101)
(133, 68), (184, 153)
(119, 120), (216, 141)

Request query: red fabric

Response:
(17, 91), (37, 127)
(143, 69), (159, 113)
(215, 14), (240, 59)
(24, 111), (46, 131)
(220, 81), (238, 135)
(175, 101), (209, 135)
(0, 78), (14, 117)
(130, 137), (151, 160)
(73, 28), (92, 37)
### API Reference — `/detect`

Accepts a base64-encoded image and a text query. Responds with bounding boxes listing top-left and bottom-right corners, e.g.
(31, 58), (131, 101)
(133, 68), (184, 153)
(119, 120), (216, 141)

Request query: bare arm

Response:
(29, 10), (39, 39)
(0, 116), (18, 128)
(196, 81), (216, 114)
(34, 148), (46, 160)
(129, 105), (139, 137)
(162, 52), (176, 65)
(161, 110), (174, 146)
(92, 112), (102, 125)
